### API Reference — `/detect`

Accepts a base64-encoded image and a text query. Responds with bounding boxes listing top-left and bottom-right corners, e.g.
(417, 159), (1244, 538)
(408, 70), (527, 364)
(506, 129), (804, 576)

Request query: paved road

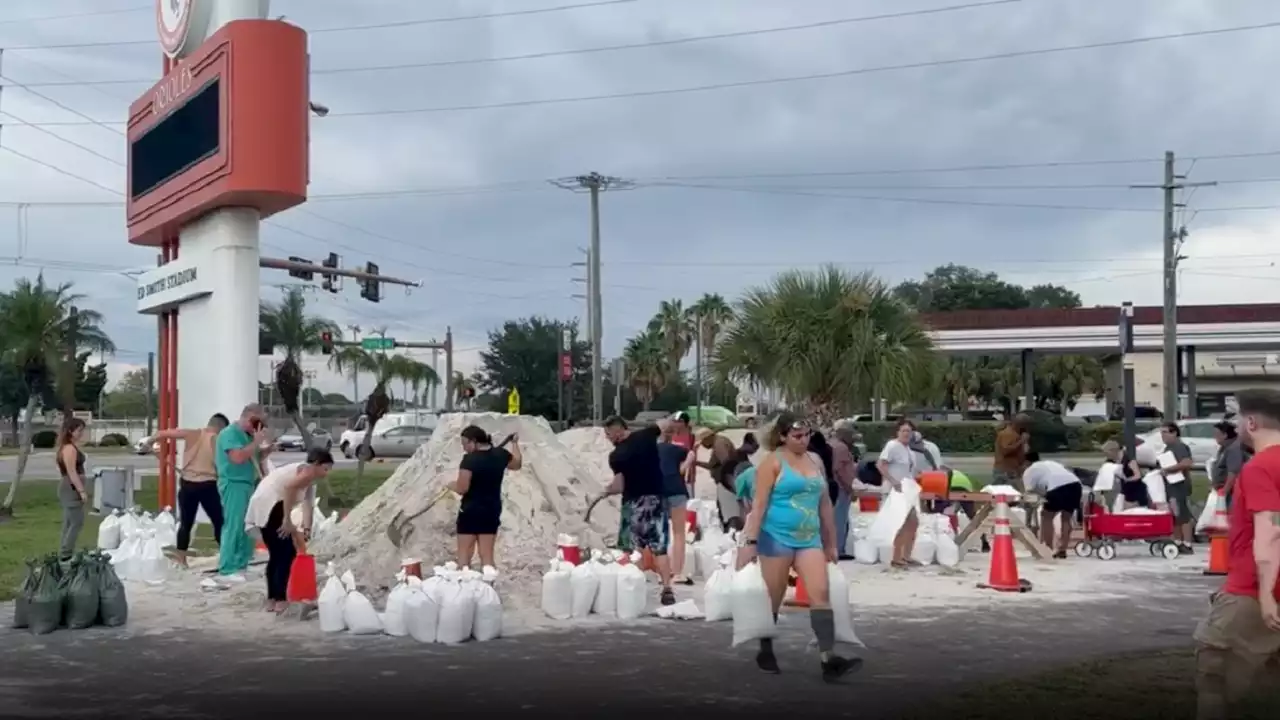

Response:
(0, 451), (398, 482)
(0, 568), (1215, 718)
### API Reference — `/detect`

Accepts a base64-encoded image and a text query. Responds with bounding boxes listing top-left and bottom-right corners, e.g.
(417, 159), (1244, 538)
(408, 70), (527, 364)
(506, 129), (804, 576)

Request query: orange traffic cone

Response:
(979, 493), (1029, 593)
(786, 574), (811, 607)
(1204, 492), (1230, 577)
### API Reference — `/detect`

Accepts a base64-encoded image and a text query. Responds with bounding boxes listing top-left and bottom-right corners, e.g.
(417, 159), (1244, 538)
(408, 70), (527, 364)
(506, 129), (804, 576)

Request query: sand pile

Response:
(311, 413), (622, 612)
(558, 426), (615, 480)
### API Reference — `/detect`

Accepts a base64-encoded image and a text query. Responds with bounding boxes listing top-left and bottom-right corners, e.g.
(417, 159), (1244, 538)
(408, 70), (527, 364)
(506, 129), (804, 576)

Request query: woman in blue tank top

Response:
(739, 413), (859, 682)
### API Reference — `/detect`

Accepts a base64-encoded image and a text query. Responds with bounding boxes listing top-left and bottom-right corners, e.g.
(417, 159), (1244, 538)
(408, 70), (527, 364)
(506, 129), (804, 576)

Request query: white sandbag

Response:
(403, 577), (441, 643)
(656, 599), (704, 620)
(867, 484), (915, 547)
(318, 564), (347, 633)
(469, 577), (503, 642)
(541, 559), (573, 620)
(592, 560), (619, 615)
(97, 510), (121, 550)
(1094, 462), (1120, 493)
(615, 562), (648, 620)
(853, 540), (878, 565)
(569, 562), (600, 618)
(435, 575), (477, 645)
(117, 511), (139, 539)
(1112, 492), (1127, 513)
(876, 544), (895, 564)
(827, 563), (864, 647)
(1196, 492), (1224, 532)
(935, 533), (961, 568)
(730, 562), (778, 647)
(110, 534), (141, 580)
(1142, 470), (1168, 505)
(342, 575), (384, 635)
(137, 530), (168, 584)
(382, 574), (412, 637)
(932, 514), (956, 537)
(910, 529), (937, 565)
(695, 541), (722, 581)
(703, 566), (734, 622)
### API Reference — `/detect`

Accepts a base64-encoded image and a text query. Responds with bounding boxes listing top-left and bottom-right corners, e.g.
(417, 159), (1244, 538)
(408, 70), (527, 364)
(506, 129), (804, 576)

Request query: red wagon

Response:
(1073, 496), (1180, 561)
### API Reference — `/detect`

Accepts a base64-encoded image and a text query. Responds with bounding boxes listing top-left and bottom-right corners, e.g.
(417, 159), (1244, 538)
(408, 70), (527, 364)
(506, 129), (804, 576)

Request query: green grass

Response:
(903, 649), (1280, 719)
(0, 466), (396, 601)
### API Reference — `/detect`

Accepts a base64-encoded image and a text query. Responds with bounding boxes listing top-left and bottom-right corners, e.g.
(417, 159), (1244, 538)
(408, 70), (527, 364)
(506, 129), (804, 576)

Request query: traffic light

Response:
(321, 252), (340, 293)
(258, 333), (276, 356)
(360, 262), (381, 303)
(320, 331), (334, 355)
(287, 256), (314, 281)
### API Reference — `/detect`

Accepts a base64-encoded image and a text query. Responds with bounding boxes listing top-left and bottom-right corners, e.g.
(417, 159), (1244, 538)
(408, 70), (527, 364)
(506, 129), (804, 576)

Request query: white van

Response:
(339, 411), (439, 458)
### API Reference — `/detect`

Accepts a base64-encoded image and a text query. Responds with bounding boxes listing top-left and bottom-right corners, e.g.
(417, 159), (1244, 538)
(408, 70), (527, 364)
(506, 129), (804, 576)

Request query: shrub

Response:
(98, 433), (129, 447)
(31, 430), (57, 449)
(854, 419), (1163, 456)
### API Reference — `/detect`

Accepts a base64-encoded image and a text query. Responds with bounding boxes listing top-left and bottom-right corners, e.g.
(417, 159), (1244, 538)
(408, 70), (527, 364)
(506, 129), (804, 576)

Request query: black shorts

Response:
(1120, 479), (1149, 505)
(1166, 480), (1194, 524)
(456, 506), (501, 536)
(1043, 482), (1083, 514)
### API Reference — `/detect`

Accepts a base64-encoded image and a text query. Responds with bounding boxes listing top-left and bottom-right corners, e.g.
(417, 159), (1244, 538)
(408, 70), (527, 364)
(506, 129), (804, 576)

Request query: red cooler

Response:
(858, 495), (881, 512)
(558, 544), (582, 566)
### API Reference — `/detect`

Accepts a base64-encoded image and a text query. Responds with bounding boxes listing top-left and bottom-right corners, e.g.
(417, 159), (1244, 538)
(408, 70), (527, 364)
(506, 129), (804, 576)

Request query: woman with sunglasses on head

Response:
(738, 413), (860, 682)
(878, 419), (923, 569)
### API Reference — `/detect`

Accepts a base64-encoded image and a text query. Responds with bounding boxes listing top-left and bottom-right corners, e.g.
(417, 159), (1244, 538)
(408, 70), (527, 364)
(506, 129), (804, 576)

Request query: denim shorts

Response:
(757, 530), (821, 558)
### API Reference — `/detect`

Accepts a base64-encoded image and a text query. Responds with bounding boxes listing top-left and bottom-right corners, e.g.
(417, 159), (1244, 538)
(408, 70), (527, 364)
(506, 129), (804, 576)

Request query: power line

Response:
(1, 0), (1022, 87)
(0, 0), (642, 51)
(8, 20), (1280, 127)
(0, 4), (148, 25)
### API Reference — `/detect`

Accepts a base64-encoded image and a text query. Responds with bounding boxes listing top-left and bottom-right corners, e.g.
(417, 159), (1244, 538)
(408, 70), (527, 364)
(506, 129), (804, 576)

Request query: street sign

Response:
(507, 387), (520, 415)
(361, 337), (395, 351)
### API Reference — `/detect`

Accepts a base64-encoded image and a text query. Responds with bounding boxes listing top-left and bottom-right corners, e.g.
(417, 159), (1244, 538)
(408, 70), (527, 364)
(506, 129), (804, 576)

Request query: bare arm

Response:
(154, 428), (199, 442)
(450, 468), (473, 495)
(818, 489), (837, 554)
(507, 442), (523, 471)
(743, 455), (779, 541)
(603, 472), (624, 496)
(1255, 511), (1280, 607)
(60, 445), (86, 496)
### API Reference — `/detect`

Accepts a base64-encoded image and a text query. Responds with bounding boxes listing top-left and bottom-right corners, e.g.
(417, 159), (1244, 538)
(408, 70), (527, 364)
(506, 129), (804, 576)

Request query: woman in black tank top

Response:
(55, 418), (89, 559)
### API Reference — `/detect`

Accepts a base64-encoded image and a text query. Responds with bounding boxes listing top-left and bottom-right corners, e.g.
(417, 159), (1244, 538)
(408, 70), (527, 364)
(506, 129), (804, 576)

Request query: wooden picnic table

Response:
(918, 490), (1056, 560)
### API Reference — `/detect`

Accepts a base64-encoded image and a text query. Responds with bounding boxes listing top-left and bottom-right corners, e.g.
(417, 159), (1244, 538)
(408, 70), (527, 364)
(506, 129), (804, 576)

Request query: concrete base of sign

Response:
(176, 207), (261, 429)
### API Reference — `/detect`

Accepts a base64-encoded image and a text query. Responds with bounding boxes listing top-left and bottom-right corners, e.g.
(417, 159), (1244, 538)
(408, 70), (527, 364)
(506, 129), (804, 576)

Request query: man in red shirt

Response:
(1193, 389), (1280, 720)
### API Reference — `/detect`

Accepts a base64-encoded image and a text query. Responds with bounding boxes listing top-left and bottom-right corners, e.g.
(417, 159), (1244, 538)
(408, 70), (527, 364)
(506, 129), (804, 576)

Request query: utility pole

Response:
(346, 324), (361, 402)
(430, 344), (440, 409)
(1119, 302), (1137, 458)
(570, 248), (590, 423)
(551, 172), (634, 424)
(1130, 151), (1215, 420)
(146, 351), (155, 436)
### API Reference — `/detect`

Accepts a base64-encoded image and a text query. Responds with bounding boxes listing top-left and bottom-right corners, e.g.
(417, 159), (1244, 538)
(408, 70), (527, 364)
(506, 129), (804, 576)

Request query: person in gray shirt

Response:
(1158, 423), (1196, 555)
(1212, 421), (1247, 509)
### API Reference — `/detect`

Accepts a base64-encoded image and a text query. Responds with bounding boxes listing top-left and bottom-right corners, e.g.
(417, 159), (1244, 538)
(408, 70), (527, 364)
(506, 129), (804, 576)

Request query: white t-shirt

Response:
(878, 439), (916, 482)
(245, 462), (316, 531)
(1022, 460), (1080, 494)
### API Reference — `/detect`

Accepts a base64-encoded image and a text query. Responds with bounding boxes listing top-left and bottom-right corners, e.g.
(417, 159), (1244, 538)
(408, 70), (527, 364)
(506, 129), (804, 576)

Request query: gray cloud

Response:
(1, 0), (1279, 395)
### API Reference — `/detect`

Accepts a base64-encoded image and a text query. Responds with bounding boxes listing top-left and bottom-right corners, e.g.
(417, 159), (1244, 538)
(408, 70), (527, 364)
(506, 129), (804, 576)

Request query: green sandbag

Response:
(61, 554), (100, 630)
(94, 553), (129, 628)
(10, 559), (38, 629)
(27, 557), (65, 635)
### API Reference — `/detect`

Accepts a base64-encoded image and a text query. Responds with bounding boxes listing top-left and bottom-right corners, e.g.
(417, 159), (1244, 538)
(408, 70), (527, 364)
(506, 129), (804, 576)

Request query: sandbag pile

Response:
(852, 512), (961, 568)
(319, 562), (504, 644)
(542, 550), (648, 621)
(291, 497), (341, 544)
(11, 552), (129, 635)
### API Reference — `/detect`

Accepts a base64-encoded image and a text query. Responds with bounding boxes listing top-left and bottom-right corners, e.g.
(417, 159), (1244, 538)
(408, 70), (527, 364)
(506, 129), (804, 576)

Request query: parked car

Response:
(133, 436), (159, 455)
(1134, 419), (1219, 469)
(350, 424), (434, 460)
(276, 428), (333, 452)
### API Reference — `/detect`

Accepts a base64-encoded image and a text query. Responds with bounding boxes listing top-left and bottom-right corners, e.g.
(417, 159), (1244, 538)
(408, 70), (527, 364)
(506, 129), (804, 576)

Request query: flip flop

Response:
(890, 560), (909, 569)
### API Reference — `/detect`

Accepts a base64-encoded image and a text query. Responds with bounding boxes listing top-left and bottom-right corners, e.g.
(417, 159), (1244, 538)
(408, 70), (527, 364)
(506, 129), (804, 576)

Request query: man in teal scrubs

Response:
(215, 403), (270, 581)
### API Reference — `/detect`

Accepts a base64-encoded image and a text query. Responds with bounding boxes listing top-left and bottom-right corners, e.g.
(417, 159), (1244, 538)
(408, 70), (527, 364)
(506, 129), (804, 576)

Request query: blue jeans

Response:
(834, 487), (852, 556)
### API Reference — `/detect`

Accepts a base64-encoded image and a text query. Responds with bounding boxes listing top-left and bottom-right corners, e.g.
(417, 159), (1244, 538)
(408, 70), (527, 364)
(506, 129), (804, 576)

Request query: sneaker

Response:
(660, 587), (676, 606)
(219, 573), (247, 584)
(756, 648), (781, 674)
(821, 655), (862, 683)
(1178, 544), (1194, 556)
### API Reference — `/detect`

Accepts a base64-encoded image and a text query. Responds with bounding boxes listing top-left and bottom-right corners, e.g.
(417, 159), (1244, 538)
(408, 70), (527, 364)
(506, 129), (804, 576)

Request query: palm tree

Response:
(350, 352), (439, 493)
(622, 329), (668, 410)
(258, 288), (341, 450)
(451, 371), (474, 408)
(648, 299), (695, 378)
(691, 293), (734, 408)
(714, 265), (936, 424)
(0, 275), (113, 517)
(327, 344), (368, 405)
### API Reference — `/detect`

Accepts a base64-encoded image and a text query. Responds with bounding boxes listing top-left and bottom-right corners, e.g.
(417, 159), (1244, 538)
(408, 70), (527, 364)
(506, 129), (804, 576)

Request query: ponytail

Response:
(460, 425), (493, 446)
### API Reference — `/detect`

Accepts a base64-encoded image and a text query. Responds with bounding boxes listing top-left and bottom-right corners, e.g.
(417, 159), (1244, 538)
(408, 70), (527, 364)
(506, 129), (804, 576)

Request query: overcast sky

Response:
(1, 0), (1278, 397)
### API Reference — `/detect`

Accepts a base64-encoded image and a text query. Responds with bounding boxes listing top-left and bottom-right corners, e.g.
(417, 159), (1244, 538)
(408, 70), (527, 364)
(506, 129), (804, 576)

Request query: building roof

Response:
(921, 304), (1280, 331)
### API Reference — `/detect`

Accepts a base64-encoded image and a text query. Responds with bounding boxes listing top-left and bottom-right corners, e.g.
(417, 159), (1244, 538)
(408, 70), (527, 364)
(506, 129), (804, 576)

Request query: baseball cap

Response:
(671, 411), (691, 424)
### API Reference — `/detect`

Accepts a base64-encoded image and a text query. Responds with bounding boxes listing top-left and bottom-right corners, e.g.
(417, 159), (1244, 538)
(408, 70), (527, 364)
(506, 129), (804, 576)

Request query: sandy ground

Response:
(0, 549), (1215, 719)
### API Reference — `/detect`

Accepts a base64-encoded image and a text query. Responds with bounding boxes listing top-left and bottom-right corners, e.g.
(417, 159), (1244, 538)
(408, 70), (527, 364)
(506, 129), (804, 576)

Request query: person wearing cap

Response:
(1213, 420), (1247, 509)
